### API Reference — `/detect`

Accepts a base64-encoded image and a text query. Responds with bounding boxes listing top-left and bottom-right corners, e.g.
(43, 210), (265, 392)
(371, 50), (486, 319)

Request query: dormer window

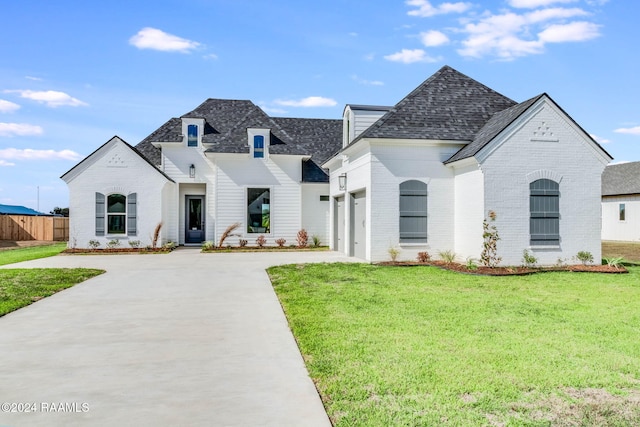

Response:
(248, 128), (269, 159)
(253, 135), (264, 158)
(187, 124), (198, 147)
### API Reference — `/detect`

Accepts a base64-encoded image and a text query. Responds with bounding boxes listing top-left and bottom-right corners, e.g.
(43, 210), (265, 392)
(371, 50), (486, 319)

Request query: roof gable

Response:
(355, 65), (517, 143)
(61, 136), (174, 183)
(445, 93), (612, 165)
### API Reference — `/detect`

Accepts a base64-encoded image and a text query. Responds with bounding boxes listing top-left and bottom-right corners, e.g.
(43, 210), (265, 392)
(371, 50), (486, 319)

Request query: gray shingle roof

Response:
(445, 94), (543, 163)
(602, 161), (640, 196)
(354, 65), (517, 143)
(134, 99), (342, 182)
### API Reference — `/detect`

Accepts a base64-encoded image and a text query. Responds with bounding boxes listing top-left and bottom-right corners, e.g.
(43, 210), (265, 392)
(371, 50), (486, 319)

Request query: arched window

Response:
(187, 124), (198, 147)
(253, 135), (264, 158)
(530, 179), (559, 245)
(399, 180), (427, 244)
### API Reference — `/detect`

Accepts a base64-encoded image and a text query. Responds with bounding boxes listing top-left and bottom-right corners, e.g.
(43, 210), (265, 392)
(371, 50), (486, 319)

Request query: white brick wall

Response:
(453, 164), (485, 260)
(479, 100), (608, 265)
(64, 138), (174, 249)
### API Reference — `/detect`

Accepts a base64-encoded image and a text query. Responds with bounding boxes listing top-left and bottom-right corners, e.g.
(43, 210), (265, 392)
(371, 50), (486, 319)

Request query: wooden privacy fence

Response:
(0, 215), (69, 241)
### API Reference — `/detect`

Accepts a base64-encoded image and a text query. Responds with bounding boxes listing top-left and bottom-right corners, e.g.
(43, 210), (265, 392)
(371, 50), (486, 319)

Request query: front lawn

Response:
(0, 268), (104, 316)
(0, 242), (66, 266)
(0, 242), (104, 316)
(269, 264), (640, 426)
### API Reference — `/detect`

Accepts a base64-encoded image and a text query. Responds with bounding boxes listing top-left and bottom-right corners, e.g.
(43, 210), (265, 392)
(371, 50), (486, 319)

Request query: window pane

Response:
(108, 214), (125, 234)
(107, 194), (126, 213)
(248, 188), (270, 233)
(254, 135), (264, 158)
(620, 204), (626, 221)
(188, 124), (198, 147)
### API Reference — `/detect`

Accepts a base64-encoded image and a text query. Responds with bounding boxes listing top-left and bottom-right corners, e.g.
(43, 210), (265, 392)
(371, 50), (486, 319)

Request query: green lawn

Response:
(0, 268), (104, 316)
(0, 242), (104, 316)
(269, 263), (640, 426)
(0, 242), (67, 266)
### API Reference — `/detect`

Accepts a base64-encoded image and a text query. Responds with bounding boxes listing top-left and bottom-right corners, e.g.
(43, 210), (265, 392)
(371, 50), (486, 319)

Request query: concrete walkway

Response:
(0, 249), (356, 426)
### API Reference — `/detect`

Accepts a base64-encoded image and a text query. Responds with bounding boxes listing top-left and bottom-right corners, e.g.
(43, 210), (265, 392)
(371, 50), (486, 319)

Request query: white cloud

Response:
(590, 134), (611, 144)
(538, 21), (601, 43)
(0, 148), (82, 161)
(351, 75), (384, 86)
(509, 0), (577, 8)
(129, 27), (201, 53)
(0, 100), (20, 113)
(0, 123), (43, 137)
(526, 7), (588, 23)
(260, 106), (288, 115)
(420, 30), (450, 46)
(384, 48), (441, 63)
(406, 0), (472, 17)
(25, 76), (43, 81)
(203, 53), (218, 60)
(0, 160), (15, 167)
(614, 126), (640, 135)
(7, 90), (88, 107)
(274, 96), (337, 107)
(457, 7), (600, 60)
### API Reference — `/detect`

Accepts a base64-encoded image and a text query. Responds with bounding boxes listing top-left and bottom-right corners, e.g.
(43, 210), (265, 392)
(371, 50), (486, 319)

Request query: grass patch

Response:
(269, 263), (640, 426)
(0, 242), (66, 266)
(0, 268), (104, 316)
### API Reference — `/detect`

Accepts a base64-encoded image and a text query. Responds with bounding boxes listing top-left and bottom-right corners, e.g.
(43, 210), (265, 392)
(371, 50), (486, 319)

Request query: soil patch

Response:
(493, 388), (640, 426)
(376, 260), (627, 275)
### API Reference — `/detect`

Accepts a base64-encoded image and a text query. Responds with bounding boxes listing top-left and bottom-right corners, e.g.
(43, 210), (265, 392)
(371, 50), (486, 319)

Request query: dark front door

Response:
(185, 196), (205, 244)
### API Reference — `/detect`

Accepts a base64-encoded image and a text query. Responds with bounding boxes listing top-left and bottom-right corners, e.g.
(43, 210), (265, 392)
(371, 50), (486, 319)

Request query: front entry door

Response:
(185, 196), (205, 244)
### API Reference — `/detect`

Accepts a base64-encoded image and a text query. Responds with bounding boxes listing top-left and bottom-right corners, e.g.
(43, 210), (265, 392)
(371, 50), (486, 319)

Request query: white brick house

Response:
(323, 66), (612, 265)
(62, 66), (610, 265)
(61, 100), (342, 248)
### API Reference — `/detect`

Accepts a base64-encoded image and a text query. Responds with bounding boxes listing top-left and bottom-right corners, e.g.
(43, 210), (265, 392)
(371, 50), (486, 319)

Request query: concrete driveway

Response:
(0, 248), (356, 427)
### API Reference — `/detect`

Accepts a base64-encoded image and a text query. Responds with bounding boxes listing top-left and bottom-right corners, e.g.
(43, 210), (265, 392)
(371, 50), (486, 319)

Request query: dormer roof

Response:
(134, 98), (342, 181)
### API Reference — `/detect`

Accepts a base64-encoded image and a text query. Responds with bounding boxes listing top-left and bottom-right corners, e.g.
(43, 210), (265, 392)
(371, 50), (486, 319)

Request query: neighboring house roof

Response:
(61, 136), (175, 183)
(353, 65), (517, 143)
(0, 204), (47, 216)
(602, 161), (640, 196)
(135, 98), (342, 182)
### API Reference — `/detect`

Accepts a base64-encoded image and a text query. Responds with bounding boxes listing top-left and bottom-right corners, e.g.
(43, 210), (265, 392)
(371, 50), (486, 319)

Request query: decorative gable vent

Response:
(531, 121), (559, 142)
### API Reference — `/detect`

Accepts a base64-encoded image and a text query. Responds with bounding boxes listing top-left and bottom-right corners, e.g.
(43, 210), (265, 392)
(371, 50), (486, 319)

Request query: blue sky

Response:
(0, 0), (635, 213)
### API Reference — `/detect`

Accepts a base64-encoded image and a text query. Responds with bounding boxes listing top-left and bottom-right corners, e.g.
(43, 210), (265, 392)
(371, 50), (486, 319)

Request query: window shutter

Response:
(95, 192), (105, 236)
(399, 180), (428, 243)
(127, 193), (137, 236)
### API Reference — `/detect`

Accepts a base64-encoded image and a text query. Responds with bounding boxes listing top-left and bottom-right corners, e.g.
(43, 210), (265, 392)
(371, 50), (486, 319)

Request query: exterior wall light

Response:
(338, 173), (347, 191)
(189, 164), (196, 178)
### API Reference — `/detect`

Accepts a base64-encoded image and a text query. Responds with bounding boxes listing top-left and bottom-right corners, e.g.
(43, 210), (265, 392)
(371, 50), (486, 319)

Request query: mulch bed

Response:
(377, 260), (628, 275)
(63, 248), (172, 254)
